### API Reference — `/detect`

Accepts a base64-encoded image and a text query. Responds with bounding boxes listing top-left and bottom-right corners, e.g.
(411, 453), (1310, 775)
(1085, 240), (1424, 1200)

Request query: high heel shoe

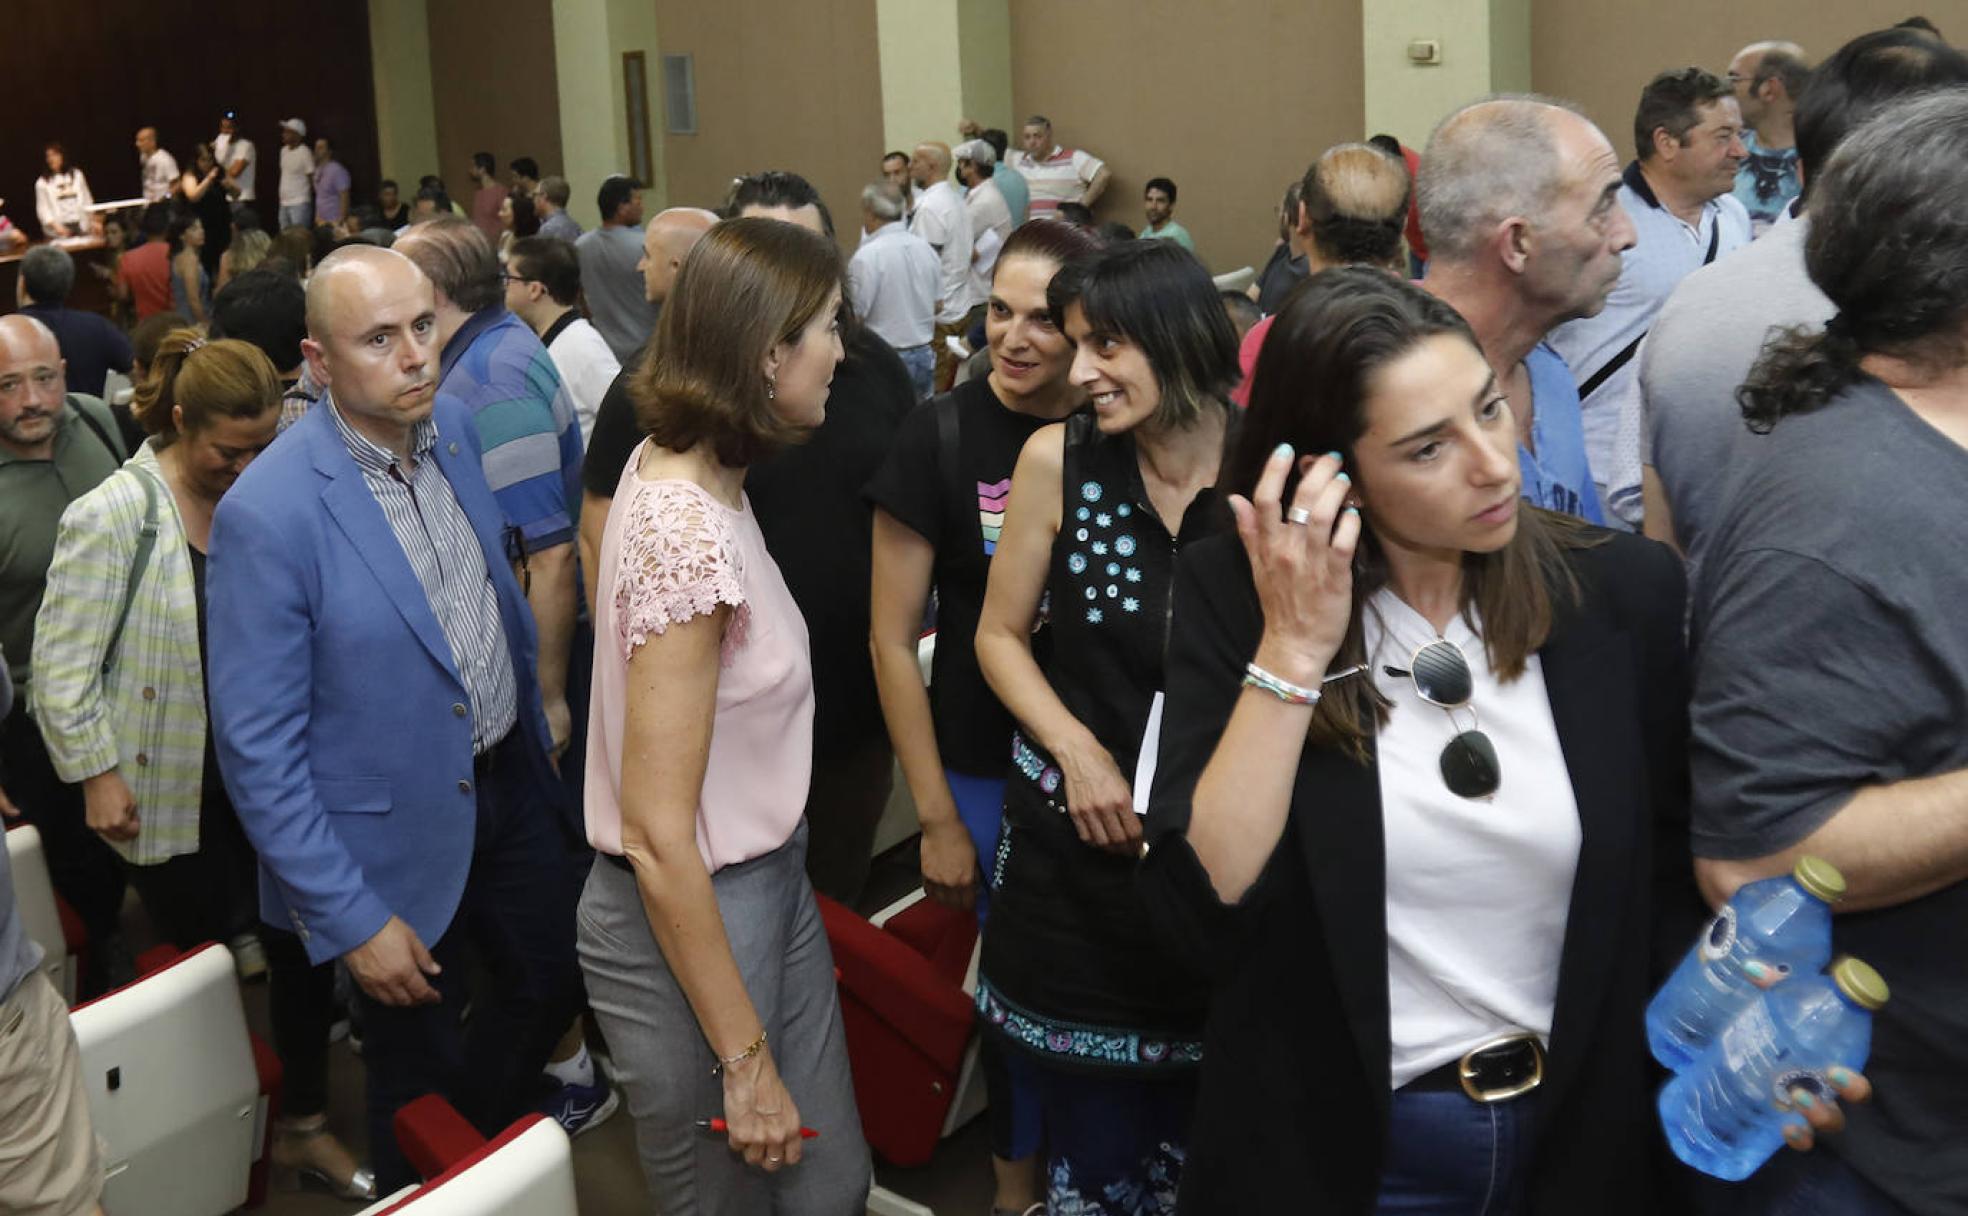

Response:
(272, 1118), (378, 1202)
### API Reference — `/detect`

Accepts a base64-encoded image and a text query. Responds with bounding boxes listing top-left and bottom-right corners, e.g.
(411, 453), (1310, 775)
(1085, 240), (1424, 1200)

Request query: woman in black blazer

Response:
(1140, 268), (1703, 1213)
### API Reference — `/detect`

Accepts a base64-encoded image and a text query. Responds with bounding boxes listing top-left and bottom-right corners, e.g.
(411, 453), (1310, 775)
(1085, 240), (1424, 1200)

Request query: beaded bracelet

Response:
(712, 1029), (768, 1077)
(1243, 662), (1321, 705)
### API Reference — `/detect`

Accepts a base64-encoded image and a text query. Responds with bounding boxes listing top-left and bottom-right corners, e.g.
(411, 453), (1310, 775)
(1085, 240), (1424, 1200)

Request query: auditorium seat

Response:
(819, 889), (981, 1169)
(352, 1095), (577, 1215)
(70, 941), (266, 1215)
(5, 822), (81, 1002)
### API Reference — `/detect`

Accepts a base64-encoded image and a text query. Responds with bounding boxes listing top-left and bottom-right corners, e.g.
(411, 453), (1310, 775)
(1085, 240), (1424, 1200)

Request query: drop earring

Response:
(766, 376), (776, 401)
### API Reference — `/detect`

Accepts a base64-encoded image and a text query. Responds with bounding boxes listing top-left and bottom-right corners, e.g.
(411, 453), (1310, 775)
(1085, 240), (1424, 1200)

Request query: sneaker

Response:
(539, 1077), (620, 1138)
(229, 933), (269, 982)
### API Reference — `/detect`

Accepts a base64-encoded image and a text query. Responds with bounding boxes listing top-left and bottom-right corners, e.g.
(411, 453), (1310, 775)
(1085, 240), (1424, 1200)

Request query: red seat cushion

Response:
(394, 1093), (488, 1181)
(817, 894), (977, 1167)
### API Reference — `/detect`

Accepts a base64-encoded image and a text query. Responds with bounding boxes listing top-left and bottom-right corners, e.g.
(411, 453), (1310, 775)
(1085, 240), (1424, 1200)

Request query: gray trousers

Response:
(577, 824), (871, 1214)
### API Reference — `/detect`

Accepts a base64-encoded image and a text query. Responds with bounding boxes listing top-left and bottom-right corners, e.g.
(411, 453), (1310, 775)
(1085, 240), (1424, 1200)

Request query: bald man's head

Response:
(0, 315), (67, 456)
(1298, 143), (1413, 270)
(639, 207), (719, 304)
(1419, 96), (1597, 263)
(910, 142), (952, 189)
(301, 246), (440, 443)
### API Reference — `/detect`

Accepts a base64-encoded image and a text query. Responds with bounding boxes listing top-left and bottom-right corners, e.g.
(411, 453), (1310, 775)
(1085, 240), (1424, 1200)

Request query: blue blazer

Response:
(209, 396), (560, 965)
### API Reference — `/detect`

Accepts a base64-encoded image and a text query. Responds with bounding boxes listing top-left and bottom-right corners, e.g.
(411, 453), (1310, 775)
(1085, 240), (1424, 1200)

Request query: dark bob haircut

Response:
(1046, 238), (1239, 432)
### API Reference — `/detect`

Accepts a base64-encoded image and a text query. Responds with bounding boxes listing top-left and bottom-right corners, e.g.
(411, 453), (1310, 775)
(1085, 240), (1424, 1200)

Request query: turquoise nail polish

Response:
(1791, 1089), (1816, 1110)
(1325, 450), (1343, 462)
(1744, 960), (1768, 980)
(1830, 1068), (1853, 1087)
(1274, 443), (1293, 459)
(1336, 472), (1351, 484)
(1344, 506), (1360, 516)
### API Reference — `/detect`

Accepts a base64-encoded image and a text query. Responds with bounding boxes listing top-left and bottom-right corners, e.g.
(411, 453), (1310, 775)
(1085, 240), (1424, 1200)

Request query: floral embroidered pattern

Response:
(1047, 1143), (1186, 1216)
(977, 978), (1204, 1069)
(614, 481), (750, 665)
(1011, 733), (1062, 794)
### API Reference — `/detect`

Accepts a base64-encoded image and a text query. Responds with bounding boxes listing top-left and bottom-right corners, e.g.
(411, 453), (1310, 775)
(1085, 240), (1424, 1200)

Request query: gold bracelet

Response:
(712, 1029), (767, 1077)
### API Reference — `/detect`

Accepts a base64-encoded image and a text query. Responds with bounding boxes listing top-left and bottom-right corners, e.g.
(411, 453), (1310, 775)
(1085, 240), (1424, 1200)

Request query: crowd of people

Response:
(2, 15), (1966, 1216)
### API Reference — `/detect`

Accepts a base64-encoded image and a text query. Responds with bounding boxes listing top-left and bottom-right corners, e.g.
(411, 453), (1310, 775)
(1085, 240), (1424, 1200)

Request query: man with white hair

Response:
(955, 138), (1013, 318)
(851, 181), (941, 399)
(908, 141), (973, 392)
(1419, 94), (1638, 524)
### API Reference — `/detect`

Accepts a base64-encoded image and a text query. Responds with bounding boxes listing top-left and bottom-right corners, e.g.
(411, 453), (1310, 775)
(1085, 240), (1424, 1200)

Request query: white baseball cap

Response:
(280, 118), (307, 137)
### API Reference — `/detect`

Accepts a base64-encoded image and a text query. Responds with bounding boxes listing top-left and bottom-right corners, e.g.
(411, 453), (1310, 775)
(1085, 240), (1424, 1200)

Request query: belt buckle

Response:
(1458, 1033), (1543, 1104)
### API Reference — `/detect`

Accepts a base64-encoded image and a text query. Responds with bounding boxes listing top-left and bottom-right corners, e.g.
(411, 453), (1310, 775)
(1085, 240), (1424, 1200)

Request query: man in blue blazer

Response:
(208, 245), (582, 1192)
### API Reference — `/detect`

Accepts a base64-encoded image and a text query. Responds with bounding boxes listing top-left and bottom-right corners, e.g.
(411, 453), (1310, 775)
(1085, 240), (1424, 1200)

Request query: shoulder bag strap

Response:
(102, 471), (162, 676)
(1577, 215), (1724, 403)
(71, 395), (124, 462)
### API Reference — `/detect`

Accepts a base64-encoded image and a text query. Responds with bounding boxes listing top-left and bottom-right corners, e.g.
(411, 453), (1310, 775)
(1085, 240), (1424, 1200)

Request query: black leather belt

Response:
(1404, 1034), (1545, 1103)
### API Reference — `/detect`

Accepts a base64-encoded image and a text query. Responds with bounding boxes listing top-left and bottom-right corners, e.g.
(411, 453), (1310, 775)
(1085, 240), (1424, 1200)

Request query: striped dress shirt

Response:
(327, 398), (518, 752)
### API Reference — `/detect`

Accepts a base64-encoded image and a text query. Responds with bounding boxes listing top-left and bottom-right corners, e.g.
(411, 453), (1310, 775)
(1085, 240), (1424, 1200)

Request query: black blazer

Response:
(1140, 526), (1701, 1214)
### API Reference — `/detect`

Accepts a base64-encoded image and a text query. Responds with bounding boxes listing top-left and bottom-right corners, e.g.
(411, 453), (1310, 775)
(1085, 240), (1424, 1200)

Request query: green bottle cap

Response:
(1831, 957), (1889, 1010)
(1793, 856), (1847, 904)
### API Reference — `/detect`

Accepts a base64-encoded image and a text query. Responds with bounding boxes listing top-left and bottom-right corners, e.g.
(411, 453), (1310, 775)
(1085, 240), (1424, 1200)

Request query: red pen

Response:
(696, 1118), (819, 1139)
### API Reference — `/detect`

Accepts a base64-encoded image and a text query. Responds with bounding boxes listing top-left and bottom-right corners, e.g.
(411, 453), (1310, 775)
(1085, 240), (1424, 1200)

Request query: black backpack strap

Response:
(70, 395), (125, 462)
(931, 392), (976, 556)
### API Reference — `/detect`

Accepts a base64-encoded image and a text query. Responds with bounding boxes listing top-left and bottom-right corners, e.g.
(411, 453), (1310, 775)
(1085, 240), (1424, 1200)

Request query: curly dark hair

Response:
(1739, 90), (1968, 432)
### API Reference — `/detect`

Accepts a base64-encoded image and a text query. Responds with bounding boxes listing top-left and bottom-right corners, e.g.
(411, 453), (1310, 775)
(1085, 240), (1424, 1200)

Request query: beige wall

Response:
(657, 0), (886, 249)
(1008, 0), (1365, 275)
(1363, 0), (1504, 152)
(877, 0), (966, 159)
(426, 0), (564, 199)
(1533, 2), (1963, 161)
(370, 0), (442, 190)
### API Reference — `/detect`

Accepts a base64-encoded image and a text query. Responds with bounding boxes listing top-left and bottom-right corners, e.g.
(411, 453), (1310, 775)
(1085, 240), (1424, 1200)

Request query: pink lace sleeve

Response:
(613, 481), (751, 664)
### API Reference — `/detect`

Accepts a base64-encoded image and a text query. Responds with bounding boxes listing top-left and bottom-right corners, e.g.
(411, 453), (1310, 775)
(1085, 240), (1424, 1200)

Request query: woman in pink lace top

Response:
(577, 217), (871, 1212)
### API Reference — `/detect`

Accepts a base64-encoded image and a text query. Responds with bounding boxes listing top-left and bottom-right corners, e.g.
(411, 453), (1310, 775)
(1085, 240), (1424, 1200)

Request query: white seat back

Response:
(373, 1118), (578, 1215)
(70, 943), (258, 1216)
(6, 824), (75, 1002)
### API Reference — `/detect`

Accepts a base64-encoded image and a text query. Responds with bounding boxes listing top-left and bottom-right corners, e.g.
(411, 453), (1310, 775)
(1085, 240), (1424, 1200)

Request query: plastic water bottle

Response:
(1659, 956), (1887, 1181)
(1646, 856), (1845, 1070)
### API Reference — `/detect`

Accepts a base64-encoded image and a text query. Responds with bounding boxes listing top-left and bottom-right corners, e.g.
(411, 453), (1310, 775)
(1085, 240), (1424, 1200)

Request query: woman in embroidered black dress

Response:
(972, 239), (1237, 1214)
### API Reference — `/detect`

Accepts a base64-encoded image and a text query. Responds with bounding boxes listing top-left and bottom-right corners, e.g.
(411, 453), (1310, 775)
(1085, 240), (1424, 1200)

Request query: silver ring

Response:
(767, 1156), (782, 1163)
(1286, 506), (1313, 526)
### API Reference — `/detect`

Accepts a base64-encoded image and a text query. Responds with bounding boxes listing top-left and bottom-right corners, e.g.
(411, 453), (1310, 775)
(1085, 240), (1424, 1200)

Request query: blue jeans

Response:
(1377, 1087), (1538, 1215)
(1691, 1147), (1912, 1216)
(278, 202), (313, 230)
(897, 343), (934, 401)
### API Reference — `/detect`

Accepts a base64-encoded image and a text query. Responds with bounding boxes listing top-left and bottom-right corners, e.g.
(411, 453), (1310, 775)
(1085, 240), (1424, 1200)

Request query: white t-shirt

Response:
(141, 150), (180, 202)
(907, 180), (973, 326)
(1363, 589), (1583, 1089)
(215, 134), (257, 201)
(543, 315), (620, 451)
(963, 177), (1013, 311)
(278, 144), (315, 208)
(1007, 145), (1105, 216)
